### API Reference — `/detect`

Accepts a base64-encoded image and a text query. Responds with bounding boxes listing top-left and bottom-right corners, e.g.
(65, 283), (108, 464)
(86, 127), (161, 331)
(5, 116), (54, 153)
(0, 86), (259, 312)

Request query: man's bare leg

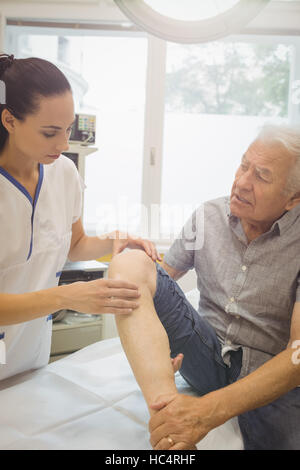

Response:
(108, 249), (178, 416)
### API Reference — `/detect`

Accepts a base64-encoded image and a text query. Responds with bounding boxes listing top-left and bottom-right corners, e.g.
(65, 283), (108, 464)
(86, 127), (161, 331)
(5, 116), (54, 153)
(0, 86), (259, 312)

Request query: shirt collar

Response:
(272, 202), (300, 235)
(225, 196), (300, 236)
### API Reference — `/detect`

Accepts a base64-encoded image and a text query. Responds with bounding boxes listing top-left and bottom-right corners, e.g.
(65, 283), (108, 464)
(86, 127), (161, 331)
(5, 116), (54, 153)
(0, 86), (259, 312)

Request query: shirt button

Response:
(242, 265), (247, 271)
(226, 340), (232, 345)
(230, 297), (235, 302)
(235, 315), (240, 320)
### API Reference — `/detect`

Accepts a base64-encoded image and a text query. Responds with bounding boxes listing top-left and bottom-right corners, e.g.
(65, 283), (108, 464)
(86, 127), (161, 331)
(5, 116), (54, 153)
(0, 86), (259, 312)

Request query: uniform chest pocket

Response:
(0, 230), (73, 294)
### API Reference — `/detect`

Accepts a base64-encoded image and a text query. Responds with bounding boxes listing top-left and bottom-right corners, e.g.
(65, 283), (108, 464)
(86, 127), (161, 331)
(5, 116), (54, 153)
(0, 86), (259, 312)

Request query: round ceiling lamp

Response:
(114, 0), (271, 43)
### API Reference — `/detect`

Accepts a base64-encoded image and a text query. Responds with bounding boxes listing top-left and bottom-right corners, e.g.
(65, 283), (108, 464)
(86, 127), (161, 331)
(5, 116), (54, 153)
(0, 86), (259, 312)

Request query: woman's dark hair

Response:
(0, 53), (71, 151)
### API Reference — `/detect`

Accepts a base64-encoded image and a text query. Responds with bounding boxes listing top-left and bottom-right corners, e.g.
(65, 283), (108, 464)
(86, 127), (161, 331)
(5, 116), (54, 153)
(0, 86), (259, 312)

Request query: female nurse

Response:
(0, 53), (161, 381)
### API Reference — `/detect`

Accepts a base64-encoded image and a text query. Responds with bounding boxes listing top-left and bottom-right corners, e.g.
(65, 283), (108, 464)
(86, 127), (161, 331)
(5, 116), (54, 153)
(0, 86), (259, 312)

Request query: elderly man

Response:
(108, 124), (300, 450)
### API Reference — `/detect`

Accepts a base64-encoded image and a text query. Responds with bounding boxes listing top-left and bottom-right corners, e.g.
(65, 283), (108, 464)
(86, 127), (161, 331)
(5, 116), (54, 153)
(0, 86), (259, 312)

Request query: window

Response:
(6, 24), (148, 234)
(160, 39), (295, 229)
(76, 36), (147, 234)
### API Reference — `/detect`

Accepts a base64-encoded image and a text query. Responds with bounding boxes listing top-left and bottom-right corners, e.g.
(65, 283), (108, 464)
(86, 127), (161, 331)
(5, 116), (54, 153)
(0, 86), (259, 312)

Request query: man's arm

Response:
(149, 302), (300, 448)
(216, 301), (300, 419)
(161, 261), (188, 281)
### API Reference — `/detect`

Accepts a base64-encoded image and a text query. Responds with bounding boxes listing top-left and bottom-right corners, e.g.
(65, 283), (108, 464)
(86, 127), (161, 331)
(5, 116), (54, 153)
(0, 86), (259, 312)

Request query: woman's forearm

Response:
(68, 233), (115, 262)
(0, 287), (67, 325)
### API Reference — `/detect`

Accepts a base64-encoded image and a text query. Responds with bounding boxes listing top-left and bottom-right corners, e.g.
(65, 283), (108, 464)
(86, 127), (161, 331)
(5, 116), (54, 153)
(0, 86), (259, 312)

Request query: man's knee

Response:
(108, 249), (157, 296)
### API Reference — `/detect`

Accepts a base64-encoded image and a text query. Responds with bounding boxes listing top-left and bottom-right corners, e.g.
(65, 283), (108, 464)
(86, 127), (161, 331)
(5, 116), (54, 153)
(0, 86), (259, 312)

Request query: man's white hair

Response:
(256, 123), (300, 195)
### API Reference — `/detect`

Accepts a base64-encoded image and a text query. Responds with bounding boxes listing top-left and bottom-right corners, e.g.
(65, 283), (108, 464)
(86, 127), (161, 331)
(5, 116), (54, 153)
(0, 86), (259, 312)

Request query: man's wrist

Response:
(197, 388), (233, 432)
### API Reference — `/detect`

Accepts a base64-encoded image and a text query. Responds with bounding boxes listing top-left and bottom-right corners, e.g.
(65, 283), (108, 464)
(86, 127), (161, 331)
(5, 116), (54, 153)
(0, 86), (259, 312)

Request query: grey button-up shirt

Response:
(164, 196), (300, 379)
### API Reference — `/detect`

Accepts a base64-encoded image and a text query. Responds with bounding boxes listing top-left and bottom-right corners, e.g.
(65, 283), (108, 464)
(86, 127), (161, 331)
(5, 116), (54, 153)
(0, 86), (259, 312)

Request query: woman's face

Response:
(10, 91), (75, 165)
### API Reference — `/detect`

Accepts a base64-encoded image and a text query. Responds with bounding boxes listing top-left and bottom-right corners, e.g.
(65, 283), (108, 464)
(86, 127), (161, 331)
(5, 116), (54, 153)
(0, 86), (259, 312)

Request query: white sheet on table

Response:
(0, 337), (243, 450)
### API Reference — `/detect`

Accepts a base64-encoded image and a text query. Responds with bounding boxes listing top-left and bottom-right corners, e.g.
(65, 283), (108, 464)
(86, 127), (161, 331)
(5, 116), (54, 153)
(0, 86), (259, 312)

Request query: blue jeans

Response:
(153, 263), (300, 450)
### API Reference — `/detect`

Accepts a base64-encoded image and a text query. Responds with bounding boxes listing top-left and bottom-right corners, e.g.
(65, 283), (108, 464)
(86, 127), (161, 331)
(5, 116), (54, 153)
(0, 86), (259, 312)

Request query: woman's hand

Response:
(60, 277), (141, 315)
(111, 231), (162, 262)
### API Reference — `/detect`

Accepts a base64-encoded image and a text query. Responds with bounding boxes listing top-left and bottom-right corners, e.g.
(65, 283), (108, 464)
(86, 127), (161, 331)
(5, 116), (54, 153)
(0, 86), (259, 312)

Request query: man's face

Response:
(230, 140), (297, 227)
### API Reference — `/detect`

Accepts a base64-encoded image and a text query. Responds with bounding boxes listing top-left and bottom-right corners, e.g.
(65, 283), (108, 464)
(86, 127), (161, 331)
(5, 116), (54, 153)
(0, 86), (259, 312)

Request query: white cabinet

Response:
(50, 318), (103, 362)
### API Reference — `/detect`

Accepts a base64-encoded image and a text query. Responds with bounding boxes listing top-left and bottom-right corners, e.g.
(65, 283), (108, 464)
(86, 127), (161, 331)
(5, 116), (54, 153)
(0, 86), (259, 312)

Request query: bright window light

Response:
(160, 40), (293, 237)
(8, 29), (148, 234)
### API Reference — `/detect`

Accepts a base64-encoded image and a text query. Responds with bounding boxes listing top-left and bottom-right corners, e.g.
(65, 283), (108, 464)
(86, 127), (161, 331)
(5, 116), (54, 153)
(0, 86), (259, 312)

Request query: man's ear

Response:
(286, 192), (300, 211)
(1, 108), (17, 134)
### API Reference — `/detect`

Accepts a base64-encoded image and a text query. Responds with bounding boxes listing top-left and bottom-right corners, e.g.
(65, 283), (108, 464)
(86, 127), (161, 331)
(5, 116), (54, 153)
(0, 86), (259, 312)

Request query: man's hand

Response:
(111, 231), (162, 262)
(171, 353), (184, 373)
(149, 393), (211, 450)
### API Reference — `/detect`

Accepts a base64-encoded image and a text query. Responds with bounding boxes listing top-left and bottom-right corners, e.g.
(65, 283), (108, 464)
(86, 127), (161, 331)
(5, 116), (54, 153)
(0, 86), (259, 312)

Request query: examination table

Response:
(0, 290), (244, 450)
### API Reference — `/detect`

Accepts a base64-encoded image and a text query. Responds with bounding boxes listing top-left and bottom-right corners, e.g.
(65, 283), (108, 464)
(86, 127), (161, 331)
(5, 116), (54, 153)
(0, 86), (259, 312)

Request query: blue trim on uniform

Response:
(0, 333), (5, 340)
(0, 163), (44, 261)
(0, 166), (33, 204)
(27, 164), (44, 260)
(56, 271), (62, 278)
(46, 315), (52, 322)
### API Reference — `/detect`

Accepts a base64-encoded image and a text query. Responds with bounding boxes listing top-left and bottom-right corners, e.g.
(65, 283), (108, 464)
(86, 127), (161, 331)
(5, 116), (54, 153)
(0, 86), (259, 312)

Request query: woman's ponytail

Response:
(0, 54), (15, 152)
(0, 54), (15, 78)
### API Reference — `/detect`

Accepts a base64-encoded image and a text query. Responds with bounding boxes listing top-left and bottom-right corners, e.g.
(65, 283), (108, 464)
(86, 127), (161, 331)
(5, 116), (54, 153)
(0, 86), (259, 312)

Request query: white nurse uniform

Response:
(0, 155), (83, 380)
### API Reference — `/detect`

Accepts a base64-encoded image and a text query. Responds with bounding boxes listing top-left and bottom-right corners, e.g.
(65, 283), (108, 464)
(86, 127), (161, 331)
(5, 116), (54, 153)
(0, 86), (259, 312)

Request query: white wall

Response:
(0, 0), (125, 49)
(0, 0), (125, 22)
